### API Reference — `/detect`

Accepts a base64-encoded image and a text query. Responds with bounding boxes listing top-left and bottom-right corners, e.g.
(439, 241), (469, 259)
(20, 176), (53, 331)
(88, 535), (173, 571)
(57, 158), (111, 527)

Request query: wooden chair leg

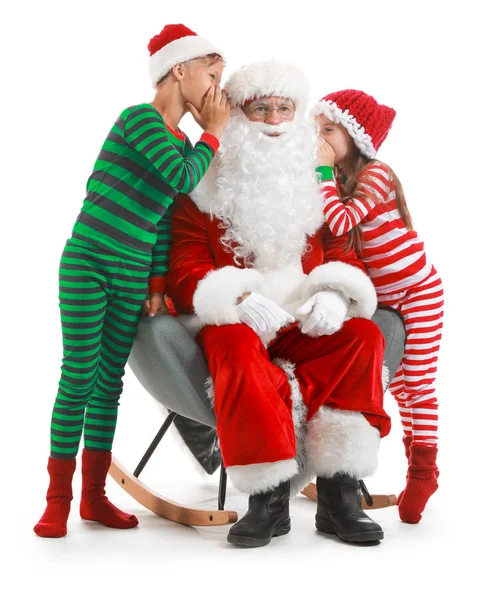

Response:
(109, 456), (238, 526)
(300, 482), (398, 509)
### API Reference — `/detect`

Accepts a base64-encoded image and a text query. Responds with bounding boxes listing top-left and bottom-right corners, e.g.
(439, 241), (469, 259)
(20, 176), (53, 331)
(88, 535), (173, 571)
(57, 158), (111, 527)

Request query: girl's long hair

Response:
(338, 146), (414, 255)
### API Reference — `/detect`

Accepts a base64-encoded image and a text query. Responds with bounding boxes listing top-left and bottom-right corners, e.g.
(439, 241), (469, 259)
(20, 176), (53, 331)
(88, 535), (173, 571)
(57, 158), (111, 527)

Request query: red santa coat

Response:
(167, 195), (378, 320)
(166, 194), (391, 495)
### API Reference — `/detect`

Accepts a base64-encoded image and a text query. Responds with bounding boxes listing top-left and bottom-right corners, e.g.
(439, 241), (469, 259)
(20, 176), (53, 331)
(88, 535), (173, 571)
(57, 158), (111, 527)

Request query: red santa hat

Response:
(148, 24), (224, 87)
(312, 90), (396, 158)
(224, 60), (310, 113)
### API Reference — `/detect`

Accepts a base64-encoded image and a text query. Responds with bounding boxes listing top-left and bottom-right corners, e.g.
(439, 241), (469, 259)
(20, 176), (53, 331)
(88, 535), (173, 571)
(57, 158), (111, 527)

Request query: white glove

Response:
(296, 290), (350, 336)
(236, 292), (295, 337)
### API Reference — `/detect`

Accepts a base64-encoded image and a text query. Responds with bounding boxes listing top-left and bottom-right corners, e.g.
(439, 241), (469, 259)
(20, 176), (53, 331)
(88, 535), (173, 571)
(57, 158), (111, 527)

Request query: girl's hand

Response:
(186, 85), (231, 139)
(316, 137), (336, 167)
(144, 292), (169, 317)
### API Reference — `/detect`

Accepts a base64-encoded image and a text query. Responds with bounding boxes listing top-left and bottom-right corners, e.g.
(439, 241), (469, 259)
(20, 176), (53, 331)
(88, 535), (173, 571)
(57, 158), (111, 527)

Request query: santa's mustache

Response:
(222, 114), (295, 138)
(241, 119), (294, 136)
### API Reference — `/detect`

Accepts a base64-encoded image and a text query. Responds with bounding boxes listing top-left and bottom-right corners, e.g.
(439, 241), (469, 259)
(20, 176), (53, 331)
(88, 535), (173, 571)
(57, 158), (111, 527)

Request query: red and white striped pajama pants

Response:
(378, 266), (443, 447)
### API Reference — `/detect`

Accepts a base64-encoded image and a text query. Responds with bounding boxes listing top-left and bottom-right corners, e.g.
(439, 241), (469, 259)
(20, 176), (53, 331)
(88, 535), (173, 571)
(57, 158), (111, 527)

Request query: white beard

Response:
(209, 113), (324, 269)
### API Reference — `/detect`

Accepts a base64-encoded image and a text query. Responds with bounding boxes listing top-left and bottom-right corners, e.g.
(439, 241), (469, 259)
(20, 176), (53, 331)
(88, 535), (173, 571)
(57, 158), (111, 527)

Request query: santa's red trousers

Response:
(196, 317), (391, 469)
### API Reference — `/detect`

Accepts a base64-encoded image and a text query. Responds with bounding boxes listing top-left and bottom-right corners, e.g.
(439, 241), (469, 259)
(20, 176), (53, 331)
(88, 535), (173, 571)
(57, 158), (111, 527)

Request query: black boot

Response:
(171, 414), (222, 475)
(227, 479), (291, 548)
(315, 473), (384, 543)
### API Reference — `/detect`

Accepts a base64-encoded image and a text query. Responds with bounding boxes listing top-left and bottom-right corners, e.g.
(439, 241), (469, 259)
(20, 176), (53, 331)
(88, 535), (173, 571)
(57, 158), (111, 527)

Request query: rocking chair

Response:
(109, 308), (405, 527)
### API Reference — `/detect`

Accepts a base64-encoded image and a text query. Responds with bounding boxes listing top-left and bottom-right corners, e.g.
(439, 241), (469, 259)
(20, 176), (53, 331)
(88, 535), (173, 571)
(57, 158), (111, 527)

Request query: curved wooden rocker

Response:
(109, 412), (238, 527)
(109, 456), (237, 526)
(300, 482), (398, 509)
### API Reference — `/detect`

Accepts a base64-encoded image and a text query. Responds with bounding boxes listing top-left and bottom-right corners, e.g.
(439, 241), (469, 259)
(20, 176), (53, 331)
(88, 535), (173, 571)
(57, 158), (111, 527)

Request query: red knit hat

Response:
(312, 90), (396, 158)
(148, 24), (224, 87)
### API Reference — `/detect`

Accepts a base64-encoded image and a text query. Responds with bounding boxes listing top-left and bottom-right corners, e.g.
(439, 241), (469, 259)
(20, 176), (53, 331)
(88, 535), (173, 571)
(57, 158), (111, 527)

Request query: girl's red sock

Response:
(398, 444), (439, 524)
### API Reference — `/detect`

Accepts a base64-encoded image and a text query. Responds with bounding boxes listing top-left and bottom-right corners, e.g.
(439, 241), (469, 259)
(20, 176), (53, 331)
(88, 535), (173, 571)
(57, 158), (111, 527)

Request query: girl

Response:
(313, 89), (443, 524)
(34, 24), (230, 538)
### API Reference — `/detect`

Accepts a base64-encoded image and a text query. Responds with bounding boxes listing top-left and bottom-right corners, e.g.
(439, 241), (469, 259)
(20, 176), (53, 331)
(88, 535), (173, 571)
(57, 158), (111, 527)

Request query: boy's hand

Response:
(186, 85), (231, 139)
(317, 137), (336, 167)
(144, 292), (169, 317)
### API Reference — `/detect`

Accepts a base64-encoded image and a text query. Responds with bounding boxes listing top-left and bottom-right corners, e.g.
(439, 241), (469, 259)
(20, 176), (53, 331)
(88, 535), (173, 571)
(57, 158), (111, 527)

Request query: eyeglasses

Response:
(243, 101), (295, 121)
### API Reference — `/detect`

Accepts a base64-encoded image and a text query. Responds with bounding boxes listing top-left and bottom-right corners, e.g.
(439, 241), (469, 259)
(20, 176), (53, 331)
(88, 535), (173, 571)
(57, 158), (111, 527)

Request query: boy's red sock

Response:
(398, 444), (439, 524)
(80, 449), (138, 529)
(34, 457), (76, 538)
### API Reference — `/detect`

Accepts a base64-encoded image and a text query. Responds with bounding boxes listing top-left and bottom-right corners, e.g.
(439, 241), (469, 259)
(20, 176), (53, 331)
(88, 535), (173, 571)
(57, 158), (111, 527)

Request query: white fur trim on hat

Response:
(224, 60), (310, 113)
(149, 35), (223, 87)
(312, 100), (376, 159)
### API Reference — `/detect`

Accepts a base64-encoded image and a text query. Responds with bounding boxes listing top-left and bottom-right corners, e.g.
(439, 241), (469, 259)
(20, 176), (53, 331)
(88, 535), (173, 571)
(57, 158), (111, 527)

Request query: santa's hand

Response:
(236, 292), (295, 337)
(297, 290), (349, 336)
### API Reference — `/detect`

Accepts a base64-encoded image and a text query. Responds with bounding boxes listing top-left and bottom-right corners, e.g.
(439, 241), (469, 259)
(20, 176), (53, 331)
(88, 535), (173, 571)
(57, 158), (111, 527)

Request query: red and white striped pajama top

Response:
(319, 161), (443, 446)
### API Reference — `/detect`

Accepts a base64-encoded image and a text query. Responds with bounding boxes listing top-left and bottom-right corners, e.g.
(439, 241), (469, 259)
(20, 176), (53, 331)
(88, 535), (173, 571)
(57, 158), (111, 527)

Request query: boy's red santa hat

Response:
(224, 59), (310, 113)
(312, 89), (396, 158)
(148, 24), (224, 87)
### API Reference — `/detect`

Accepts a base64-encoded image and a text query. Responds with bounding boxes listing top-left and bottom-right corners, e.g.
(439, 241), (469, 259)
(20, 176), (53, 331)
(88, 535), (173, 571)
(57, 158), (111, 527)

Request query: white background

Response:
(2, 0), (478, 597)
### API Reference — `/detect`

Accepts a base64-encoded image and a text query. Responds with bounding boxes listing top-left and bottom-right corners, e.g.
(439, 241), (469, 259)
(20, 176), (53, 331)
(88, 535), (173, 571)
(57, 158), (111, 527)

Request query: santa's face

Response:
(209, 105), (324, 268)
(241, 96), (296, 136)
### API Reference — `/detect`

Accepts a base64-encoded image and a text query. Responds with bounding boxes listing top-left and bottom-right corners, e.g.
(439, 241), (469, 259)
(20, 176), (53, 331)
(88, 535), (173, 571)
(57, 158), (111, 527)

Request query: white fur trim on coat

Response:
(193, 266), (267, 326)
(301, 261), (377, 319)
(205, 375), (215, 409)
(224, 60), (310, 113)
(306, 406), (380, 479)
(227, 458), (298, 495)
(272, 358), (316, 497)
(149, 36), (224, 87)
(382, 362), (390, 391)
(312, 100), (376, 159)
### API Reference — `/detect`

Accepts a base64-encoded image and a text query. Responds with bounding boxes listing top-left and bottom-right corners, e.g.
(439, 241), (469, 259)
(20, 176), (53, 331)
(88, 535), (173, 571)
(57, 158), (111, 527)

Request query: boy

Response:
(34, 24), (230, 538)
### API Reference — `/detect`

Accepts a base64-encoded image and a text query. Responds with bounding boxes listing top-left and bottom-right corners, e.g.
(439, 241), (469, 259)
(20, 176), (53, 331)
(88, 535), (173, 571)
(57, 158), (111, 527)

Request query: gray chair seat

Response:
(129, 314), (215, 427)
(128, 309), (405, 475)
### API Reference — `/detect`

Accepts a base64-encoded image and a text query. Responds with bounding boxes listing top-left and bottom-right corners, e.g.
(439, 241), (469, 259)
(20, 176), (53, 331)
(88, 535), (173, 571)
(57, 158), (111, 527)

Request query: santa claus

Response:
(166, 60), (391, 547)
